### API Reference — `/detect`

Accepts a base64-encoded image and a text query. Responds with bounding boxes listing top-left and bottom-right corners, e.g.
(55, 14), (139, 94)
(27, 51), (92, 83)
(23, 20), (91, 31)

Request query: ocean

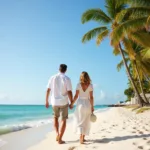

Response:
(0, 105), (108, 135)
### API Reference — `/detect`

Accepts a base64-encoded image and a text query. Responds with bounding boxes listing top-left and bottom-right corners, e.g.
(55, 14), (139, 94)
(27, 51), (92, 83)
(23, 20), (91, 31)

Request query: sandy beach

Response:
(1, 107), (150, 150)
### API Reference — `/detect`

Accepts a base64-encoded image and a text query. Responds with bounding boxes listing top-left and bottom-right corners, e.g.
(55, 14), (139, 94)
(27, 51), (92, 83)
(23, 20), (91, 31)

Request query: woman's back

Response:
(76, 83), (93, 99)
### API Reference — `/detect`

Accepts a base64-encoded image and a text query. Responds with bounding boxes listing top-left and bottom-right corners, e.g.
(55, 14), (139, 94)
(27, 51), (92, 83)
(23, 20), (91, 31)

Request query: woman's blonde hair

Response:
(80, 71), (91, 84)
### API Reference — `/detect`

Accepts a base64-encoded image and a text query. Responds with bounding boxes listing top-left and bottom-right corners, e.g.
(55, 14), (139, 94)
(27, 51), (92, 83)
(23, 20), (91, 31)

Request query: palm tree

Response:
(111, 0), (150, 47)
(81, 0), (145, 106)
(117, 47), (150, 103)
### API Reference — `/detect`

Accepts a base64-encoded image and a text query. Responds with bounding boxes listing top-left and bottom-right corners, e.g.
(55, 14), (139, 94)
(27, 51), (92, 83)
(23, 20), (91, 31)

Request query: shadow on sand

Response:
(91, 134), (150, 144)
(66, 140), (79, 144)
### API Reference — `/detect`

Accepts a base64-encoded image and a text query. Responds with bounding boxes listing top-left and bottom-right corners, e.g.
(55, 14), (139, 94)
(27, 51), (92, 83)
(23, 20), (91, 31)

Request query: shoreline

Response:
(1, 107), (150, 150)
(0, 106), (107, 136)
(0, 108), (107, 150)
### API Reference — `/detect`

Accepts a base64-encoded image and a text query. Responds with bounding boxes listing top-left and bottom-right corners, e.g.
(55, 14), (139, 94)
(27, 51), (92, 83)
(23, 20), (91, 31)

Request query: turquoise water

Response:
(0, 105), (107, 135)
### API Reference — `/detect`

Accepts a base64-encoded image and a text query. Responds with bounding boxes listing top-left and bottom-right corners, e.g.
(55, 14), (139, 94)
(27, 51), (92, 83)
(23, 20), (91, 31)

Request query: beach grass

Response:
(124, 105), (150, 114)
(136, 107), (150, 114)
(123, 105), (139, 109)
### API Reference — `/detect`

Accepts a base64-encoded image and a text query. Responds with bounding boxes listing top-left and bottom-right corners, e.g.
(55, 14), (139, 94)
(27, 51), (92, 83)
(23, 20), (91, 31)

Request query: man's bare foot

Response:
(56, 135), (59, 141)
(58, 140), (65, 144)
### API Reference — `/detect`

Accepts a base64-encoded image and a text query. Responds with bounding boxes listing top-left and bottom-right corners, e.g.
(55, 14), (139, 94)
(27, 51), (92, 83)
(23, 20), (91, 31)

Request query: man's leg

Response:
(54, 117), (59, 140)
(52, 106), (60, 141)
(58, 119), (66, 143)
(58, 105), (68, 144)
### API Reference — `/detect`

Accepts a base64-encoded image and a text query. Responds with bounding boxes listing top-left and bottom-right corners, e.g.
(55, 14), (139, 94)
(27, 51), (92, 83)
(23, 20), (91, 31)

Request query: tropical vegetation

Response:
(81, 0), (150, 106)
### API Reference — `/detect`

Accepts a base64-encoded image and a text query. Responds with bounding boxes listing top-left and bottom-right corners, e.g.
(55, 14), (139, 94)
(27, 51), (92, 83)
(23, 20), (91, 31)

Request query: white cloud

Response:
(0, 93), (23, 104)
(94, 90), (126, 105)
(0, 93), (9, 101)
(99, 90), (106, 100)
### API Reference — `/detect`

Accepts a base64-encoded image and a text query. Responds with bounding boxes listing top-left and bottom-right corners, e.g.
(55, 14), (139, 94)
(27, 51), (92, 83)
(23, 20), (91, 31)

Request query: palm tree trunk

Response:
(134, 61), (149, 104)
(118, 43), (144, 106)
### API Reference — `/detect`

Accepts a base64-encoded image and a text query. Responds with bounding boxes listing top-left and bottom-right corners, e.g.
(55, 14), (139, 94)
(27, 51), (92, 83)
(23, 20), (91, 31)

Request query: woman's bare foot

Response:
(80, 135), (84, 144)
(83, 139), (87, 142)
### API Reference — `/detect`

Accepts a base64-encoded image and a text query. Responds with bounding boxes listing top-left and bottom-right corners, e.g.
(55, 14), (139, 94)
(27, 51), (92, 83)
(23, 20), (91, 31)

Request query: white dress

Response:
(74, 83), (93, 135)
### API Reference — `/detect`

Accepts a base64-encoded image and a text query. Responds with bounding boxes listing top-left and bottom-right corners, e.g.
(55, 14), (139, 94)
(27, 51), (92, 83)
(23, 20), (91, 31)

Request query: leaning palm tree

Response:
(81, 0), (145, 106)
(117, 46), (150, 104)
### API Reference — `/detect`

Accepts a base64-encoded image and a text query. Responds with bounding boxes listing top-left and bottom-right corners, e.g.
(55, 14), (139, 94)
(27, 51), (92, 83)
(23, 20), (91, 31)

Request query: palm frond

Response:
(117, 60), (124, 71)
(113, 47), (120, 55)
(146, 15), (150, 29)
(113, 47), (128, 56)
(129, 32), (150, 48)
(82, 27), (108, 43)
(123, 39), (136, 60)
(139, 48), (150, 60)
(105, 0), (127, 19)
(129, 0), (150, 7)
(81, 9), (112, 24)
(116, 7), (150, 22)
(140, 61), (150, 76)
(111, 17), (147, 46)
(117, 58), (130, 71)
(96, 29), (109, 45)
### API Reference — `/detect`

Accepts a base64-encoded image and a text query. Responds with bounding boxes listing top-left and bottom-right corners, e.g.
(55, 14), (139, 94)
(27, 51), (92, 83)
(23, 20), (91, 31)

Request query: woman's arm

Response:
(89, 91), (94, 112)
(71, 90), (79, 106)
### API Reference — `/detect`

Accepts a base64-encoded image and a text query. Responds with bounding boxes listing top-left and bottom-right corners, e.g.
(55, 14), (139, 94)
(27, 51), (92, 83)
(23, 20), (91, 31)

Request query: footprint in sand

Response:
(133, 142), (137, 145)
(138, 131), (144, 134)
(132, 131), (136, 134)
(101, 129), (106, 131)
(143, 137), (147, 140)
(137, 146), (143, 149)
(147, 140), (150, 145)
(92, 146), (97, 149)
(68, 146), (76, 150)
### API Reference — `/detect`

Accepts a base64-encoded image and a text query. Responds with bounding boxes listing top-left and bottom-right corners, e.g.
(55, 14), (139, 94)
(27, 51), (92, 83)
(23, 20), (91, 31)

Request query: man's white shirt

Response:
(47, 73), (72, 106)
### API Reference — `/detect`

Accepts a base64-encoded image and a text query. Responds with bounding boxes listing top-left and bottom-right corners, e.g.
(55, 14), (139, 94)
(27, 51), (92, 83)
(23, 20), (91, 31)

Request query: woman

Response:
(71, 71), (94, 144)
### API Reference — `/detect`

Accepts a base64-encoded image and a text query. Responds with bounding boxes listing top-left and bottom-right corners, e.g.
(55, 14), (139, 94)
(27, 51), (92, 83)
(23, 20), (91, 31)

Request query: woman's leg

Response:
(80, 134), (84, 144)
(83, 135), (86, 141)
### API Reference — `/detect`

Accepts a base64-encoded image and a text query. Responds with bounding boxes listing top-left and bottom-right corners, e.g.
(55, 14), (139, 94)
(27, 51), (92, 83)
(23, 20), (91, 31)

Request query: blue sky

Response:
(0, 0), (128, 105)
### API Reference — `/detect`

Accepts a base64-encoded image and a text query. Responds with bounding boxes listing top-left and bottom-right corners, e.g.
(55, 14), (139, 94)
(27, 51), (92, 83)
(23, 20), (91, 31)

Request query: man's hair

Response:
(59, 64), (67, 73)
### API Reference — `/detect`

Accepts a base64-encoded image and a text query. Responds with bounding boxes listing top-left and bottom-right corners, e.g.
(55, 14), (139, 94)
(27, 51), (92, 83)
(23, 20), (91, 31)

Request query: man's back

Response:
(47, 73), (72, 106)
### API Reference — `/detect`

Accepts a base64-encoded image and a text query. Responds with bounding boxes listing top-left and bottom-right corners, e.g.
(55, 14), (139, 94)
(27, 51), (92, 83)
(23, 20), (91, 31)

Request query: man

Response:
(45, 64), (73, 144)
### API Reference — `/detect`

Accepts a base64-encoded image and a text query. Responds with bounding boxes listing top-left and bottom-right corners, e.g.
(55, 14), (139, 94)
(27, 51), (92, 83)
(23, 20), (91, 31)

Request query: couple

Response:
(45, 64), (94, 144)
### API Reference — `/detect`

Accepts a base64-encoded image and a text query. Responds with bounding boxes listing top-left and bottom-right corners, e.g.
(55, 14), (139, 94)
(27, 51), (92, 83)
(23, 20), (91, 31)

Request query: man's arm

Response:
(67, 90), (73, 104)
(71, 90), (79, 106)
(66, 78), (73, 104)
(45, 88), (50, 108)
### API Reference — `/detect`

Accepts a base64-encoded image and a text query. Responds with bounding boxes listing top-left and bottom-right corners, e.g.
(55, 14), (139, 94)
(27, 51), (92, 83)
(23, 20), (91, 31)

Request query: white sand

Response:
(1, 108), (150, 150)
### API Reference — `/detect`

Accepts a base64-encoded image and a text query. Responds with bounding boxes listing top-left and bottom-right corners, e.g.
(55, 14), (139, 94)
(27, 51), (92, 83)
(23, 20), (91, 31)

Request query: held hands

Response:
(69, 102), (74, 109)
